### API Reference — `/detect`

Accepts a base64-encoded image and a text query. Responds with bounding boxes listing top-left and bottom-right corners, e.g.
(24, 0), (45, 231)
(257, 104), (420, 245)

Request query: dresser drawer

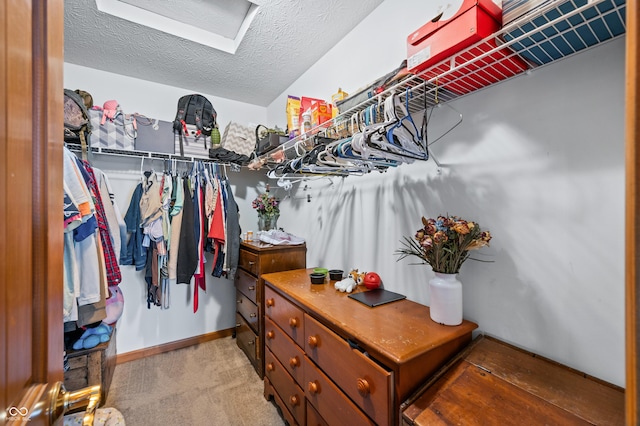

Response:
(265, 349), (306, 426)
(265, 285), (305, 348)
(265, 317), (305, 387)
(235, 268), (258, 304)
(306, 401), (329, 426)
(236, 290), (259, 333)
(239, 249), (259, 275)
(305, 314), (391, 425)
(236, 313), (259, 371)
(304, 355), (376, 426)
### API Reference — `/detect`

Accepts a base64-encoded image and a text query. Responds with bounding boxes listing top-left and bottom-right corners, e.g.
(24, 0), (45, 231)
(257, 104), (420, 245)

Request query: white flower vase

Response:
(428, 272), (463, 326)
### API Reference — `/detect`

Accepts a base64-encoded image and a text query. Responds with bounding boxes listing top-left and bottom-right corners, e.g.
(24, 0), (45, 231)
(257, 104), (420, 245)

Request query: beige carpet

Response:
(104, 336), (285, 426)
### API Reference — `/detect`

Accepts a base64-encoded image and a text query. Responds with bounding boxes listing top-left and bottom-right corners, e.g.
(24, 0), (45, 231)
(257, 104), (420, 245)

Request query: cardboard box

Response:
(299, 96), (326, 130)
(311, 102), (332, 127)
(407, 0), (503, 75)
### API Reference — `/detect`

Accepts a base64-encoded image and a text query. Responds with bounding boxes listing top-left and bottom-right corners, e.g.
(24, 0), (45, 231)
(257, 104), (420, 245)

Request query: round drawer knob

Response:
(289, 317), (298, 328)
(266, 363), (275, 372)
(289, 395), (300, 406)
(357, 378), (370, 395)
(250, 313), (257, 318)
(266, 330), (275, 340)
(266, 298), (275, 307)
(248, 286), (255, 291)
(308, 381), (319, 394)
(289, 357), (300, 368)
(308, 336), (318, 348)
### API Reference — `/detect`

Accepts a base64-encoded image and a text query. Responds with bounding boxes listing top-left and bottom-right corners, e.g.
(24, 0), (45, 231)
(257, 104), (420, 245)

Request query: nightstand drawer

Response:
(235, 268), (258, 304)
(305, 314), (391, 425)
(265, 317), (305, 386)
(265, 286), (305, 348)
(236, 290), (259, 333)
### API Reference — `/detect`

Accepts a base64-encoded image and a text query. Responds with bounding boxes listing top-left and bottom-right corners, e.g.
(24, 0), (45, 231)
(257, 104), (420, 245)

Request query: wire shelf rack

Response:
(251, 0), (626, 170)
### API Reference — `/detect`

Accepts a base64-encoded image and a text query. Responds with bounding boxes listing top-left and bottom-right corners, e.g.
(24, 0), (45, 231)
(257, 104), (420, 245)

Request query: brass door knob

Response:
(289, 317), (298, 328)
(46, 381), (101, 426)
(267, 363), (275, 372)
(266, 330), (275, 340)
(289, 356), (300, 368)
(266, 298), (275, 307)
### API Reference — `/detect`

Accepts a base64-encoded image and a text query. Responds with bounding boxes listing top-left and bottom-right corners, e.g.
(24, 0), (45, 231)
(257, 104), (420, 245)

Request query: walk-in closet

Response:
(2, 0), (638, 424)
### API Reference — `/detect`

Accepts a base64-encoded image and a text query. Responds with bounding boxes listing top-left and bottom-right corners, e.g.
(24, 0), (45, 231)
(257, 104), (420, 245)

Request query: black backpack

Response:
(173, 94), (217, 156)
(64, 89), (92, 158)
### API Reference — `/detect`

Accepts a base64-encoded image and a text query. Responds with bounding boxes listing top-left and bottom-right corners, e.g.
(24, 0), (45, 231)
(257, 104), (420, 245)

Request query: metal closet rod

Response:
(66, 144), (241, 169)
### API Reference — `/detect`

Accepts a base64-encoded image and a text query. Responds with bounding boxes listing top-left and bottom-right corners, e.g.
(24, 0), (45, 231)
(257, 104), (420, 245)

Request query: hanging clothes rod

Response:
(65, 143), (241, 168)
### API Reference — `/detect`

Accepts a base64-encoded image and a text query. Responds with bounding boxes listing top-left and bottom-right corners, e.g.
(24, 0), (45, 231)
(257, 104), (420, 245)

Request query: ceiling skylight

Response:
(95, 0), (262, 54)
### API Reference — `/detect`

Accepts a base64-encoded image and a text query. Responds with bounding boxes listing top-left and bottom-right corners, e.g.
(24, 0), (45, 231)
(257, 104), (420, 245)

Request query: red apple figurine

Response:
(363, 272), (382, 290)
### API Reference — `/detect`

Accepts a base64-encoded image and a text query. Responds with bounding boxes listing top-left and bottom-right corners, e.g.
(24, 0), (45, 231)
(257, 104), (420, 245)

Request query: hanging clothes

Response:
(168, 175), (184, 282)
(209, 179), (225, 278)
(81, 161), (122, 287)
(121, 183), (147, 271)
(94, 168), (127, 266)
(118, 159), (243, 313)
(176, 177), (197, 284)
(192, 170), (207, 313)
(223, 178), (241, 278)
(62, 147), (126, 330)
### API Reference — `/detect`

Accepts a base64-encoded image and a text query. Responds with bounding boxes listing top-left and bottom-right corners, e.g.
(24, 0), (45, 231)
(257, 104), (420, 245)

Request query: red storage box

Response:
(407, 0), (529, 95)
(407, 0), (503, 75)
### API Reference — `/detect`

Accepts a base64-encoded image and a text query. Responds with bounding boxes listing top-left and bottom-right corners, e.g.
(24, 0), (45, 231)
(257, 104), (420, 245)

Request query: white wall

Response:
(64, 64), (270, 354)
(265, 0), (626, 386)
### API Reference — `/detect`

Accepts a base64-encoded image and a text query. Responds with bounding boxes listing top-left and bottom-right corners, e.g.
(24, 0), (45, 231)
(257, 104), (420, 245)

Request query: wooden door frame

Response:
(1, 0), (64, 418)
(627, 0), (639, 423)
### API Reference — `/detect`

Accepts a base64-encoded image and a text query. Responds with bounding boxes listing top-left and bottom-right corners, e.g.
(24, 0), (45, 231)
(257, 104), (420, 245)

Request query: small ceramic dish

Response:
(313, 268), (329, 275)
(310, 273), (326, 285)
(329, 269), (344, 281)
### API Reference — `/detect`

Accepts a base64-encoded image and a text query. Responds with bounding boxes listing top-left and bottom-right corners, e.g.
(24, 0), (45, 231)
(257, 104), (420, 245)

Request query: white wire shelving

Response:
(250, 0), (626, 171)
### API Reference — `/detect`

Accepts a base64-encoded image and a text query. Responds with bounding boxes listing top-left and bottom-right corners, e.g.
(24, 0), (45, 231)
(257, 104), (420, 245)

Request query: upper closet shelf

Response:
(251, 0), (626, 169)
(65, 144), (232, 166)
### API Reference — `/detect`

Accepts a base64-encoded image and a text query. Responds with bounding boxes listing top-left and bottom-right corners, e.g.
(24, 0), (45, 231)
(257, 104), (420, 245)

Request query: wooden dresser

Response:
(64, 326), (116, 406)
(261, 268), (478, 426)
(235, 241), (306, 377)
(401, 335), (625, 425)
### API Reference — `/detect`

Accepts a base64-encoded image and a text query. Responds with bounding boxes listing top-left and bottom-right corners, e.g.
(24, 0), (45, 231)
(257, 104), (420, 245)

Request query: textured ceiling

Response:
(64, 0), (385, 106)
